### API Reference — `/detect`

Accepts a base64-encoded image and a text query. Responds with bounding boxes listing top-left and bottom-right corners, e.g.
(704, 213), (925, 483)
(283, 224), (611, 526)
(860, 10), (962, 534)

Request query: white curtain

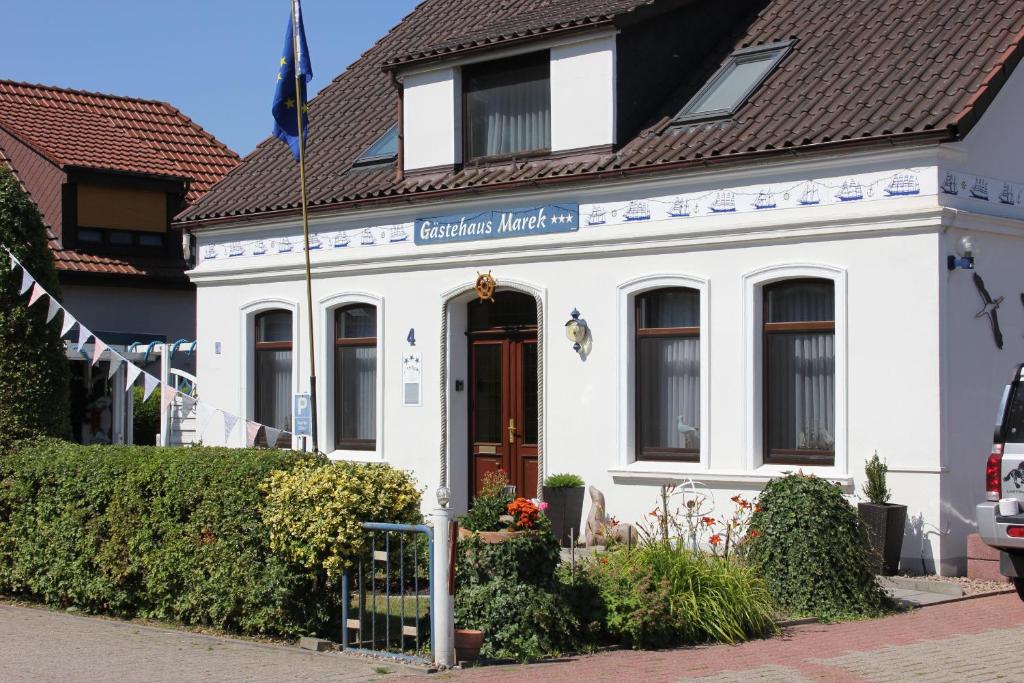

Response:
(639, 337), (700, 450)
(256, 349), (291, 432)
(336, 346), (376, 442)
(767, 333), (835, 451)
(469, 76), (550, 157)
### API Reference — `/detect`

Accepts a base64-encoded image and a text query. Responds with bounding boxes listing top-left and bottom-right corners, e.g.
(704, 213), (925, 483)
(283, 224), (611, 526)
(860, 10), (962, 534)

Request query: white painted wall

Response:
(946, 61), (1024, 183)
(62, 284), (195, 343)
(550, 35), (616, 151)
(402, 68), (460, 170)
(191, 153), (966, 570)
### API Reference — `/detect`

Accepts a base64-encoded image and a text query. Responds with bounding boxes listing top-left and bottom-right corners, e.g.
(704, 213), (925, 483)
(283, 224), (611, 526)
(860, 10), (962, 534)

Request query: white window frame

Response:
(240, 297), (300, 450)
(318, 291), (385, 462)
(743, 263), (847, 476)
(617, 274), (711, 472)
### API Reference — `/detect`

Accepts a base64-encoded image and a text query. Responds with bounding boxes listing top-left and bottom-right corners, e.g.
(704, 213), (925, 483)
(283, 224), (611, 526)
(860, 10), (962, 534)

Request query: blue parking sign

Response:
(293, 393), (312, 436)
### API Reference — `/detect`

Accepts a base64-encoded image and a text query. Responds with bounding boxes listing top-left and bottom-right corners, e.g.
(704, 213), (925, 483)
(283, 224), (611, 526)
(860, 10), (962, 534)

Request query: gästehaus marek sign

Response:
(414, 204), (579, 246)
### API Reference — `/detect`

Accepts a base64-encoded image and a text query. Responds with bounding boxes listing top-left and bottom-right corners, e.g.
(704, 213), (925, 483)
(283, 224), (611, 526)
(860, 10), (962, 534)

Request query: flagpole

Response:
(291, 0), (319, 453)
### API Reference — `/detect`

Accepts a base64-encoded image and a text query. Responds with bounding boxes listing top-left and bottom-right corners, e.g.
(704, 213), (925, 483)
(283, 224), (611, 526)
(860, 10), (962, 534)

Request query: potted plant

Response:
(542, 473), (585, 547)
(453, 627), (485, 662)
(857, 452), (907, 575)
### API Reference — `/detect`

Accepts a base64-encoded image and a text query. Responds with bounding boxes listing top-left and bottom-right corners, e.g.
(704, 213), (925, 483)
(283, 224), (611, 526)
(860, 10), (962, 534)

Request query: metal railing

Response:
(342, 522), (434, 665)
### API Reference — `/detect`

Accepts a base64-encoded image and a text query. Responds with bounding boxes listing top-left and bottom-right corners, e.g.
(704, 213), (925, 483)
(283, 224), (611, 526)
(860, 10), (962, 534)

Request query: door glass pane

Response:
(336, 346), (376, 443)
(766, 332), (835, 451)
(468, 291), (536, 330)
(473, 344), (501, 443)
(256, 349), (291, 431)
(522, 343), (537, 444)
(638, 337), (700, 450)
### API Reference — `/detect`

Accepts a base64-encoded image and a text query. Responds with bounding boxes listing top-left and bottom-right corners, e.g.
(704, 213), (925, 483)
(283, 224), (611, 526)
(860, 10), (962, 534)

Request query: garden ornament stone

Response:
(584, 485), (636, 547)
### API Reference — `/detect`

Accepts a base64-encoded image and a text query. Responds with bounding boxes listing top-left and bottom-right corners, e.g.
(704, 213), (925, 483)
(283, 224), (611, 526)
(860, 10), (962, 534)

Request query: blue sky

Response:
(5, 1), (419, 156)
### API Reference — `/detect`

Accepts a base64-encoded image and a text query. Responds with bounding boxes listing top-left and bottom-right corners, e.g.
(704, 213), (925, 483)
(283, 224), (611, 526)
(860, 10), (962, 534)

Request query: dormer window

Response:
(353, 124), (398, 167)
(463, 51), (550, 161)
(673, 41), (793, 124)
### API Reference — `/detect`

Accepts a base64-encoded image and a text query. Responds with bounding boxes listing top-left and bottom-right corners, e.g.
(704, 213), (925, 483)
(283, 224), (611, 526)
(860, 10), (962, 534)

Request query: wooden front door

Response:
(468, 292), (538, 500)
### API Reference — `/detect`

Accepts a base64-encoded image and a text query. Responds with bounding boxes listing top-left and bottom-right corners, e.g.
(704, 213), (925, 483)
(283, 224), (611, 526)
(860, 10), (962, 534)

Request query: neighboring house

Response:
(0, 80), (239, 442)
(178, 0), (1024, 575)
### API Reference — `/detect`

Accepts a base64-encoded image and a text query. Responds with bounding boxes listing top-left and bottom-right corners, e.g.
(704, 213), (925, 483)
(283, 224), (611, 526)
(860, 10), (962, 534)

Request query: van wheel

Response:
(1015, 577), (1024, 602)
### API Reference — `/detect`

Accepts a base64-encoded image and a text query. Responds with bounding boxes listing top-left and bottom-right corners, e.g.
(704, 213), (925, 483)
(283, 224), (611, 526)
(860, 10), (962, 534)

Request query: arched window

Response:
(763, 278), (835, 465)
(635, 287), (700, 461)
(254, 310), (292, 444)
(335, 304), (377, 450)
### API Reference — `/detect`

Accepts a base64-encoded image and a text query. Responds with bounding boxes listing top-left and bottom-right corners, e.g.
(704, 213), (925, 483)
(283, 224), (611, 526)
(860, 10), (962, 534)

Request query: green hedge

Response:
(0, 439), (341, 637)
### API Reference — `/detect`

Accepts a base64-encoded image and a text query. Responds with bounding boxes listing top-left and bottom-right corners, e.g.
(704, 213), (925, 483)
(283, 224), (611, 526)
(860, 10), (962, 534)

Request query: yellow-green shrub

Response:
(261, 460), (422, 578)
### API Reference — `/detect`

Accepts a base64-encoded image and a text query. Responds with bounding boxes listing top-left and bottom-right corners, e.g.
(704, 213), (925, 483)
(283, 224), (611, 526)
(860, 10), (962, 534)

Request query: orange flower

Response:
(649, 508), (660, 517)
(709, 534), (722, 546)
(506, 497), (540, 530)
(748, 529), (761, 538)
(754, 504), (762, 514)
(730, 494), (741, 504)
(701, 516), (716, 527)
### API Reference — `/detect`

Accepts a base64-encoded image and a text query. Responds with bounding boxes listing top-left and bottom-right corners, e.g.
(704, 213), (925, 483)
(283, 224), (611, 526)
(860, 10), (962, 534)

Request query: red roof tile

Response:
(0, 80), (239, 202)
(178, 0), (1024, 224)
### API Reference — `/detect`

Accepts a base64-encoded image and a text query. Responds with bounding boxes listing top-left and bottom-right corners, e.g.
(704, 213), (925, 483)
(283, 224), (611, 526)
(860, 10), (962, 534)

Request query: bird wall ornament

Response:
(972, 273), (1004, 349)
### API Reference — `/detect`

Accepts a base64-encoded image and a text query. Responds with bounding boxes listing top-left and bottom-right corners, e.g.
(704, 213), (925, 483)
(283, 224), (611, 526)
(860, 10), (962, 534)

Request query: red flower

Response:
(506, 497), (540, 530)
(701, 516), (716, 527)
(649, 508), (660, 517)
(748, 529), (761, 539)
(709, 534), (722, 546)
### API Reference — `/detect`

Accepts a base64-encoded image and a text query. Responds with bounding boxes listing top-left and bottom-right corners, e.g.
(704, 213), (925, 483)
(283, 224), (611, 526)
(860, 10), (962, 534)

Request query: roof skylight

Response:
(353, 124), (398, 166)
(673, 41), (793, 124)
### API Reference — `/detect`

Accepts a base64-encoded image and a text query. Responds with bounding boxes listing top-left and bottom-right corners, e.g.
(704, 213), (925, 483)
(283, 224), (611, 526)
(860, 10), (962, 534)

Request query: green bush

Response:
(455, 580), (579, 661)
(457, 530), (561, 588)
(0, 439), (420, 639)
(260, 459), (422, 579)
(0, 168), (70, 451)
(863, 452), (890, 504)
(132, 386), (160, 446)
(544, 473), (584, 488)
(585, 544), (775, 649)
(746, 473), (893, 620)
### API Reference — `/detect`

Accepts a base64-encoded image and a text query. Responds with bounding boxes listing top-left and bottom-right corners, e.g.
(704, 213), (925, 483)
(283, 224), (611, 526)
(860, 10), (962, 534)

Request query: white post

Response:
(159, 344), (171, 447)
(431, 506), (455, 668)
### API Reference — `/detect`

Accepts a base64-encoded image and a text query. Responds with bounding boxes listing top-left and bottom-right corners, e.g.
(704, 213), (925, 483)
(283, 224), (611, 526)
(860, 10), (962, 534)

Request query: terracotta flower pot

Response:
(458, 527), (528, 544)
(454, 628), (484, 662)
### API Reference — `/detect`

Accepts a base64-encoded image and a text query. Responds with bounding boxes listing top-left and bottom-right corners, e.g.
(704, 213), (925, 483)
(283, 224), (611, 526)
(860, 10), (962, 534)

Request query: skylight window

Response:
(353, 124), (398, 166)
(673, 41), (793, 124)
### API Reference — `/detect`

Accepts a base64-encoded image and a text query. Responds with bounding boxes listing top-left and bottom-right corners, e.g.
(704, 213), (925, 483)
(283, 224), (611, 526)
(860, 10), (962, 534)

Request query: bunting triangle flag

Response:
(46, 296), (62, 323)
(77, 324), (92, 347)
(196, 401), (216, 440)
(264, 426), (283, 448)
(179, 393), (197, 418)
(90, 338), (108, 366)
(59, 311), (76, 337)
(19, 268), (33, 295)
(7, 252), (16, 271)
(161, 384), (178, 412)
(125, 362), (143, 389)
(223, 412), (240, 444)
(107, 353), (125, 379)
(28, 282), (46, 307)
(142, 373), (160, 402)
(245, 421), (262, 447)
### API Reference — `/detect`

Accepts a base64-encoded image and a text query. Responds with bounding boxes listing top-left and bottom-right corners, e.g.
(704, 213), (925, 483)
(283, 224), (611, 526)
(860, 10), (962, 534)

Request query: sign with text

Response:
(293, 393), (312, 436)
(414, 204), (579, 246)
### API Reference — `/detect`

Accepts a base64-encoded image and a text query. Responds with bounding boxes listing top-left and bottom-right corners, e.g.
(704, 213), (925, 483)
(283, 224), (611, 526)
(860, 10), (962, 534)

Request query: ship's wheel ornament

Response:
(475, 271), (496, 303)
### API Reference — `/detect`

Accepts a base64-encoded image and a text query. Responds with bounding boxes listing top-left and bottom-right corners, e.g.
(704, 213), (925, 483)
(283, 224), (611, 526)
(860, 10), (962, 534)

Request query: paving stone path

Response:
(2, 592), (1021, 682)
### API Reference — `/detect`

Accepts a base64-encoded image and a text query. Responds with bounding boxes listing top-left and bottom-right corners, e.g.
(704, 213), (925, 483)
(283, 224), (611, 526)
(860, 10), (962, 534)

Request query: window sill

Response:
(609, 463), (853, 488)
(325, 449), (382, 463)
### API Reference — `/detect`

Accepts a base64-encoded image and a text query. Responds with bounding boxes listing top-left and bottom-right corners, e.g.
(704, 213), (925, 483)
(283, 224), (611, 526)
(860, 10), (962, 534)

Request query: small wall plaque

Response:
(402, 352), (422, 407)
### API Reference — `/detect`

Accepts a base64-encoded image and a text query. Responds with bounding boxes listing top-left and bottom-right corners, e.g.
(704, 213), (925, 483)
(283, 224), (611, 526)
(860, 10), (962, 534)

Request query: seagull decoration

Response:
(973, 273), (1004, 349)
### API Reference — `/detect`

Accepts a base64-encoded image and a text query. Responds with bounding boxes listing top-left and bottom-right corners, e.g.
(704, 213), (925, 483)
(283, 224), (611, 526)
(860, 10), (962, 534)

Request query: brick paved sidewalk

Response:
(438, 593), (1024, 683)
(0, 603), (409, 682)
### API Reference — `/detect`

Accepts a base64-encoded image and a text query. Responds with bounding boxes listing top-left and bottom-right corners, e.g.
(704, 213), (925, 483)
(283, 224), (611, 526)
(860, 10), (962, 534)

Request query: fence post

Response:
(431, 506), (454, 668)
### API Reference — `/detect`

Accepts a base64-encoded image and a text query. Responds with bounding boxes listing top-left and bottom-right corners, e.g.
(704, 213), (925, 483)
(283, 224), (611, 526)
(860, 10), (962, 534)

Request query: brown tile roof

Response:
(178, 0), (1024, 225)
(44, 229), (189, 281)
(0, 80), (239, 202)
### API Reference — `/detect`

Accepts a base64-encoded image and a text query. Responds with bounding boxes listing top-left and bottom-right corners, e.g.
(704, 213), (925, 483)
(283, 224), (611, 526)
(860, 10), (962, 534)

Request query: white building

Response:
(177, 0), (1024, 575)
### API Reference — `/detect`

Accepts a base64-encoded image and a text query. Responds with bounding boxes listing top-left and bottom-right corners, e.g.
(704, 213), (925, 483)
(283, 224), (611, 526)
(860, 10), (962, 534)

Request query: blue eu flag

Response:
(272, 1), (313, 160)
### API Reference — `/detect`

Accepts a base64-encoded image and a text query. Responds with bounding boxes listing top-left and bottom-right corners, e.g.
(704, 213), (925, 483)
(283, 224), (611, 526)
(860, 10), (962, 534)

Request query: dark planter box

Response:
(542, 486), (585, 547)
(858, 502), (907, 575)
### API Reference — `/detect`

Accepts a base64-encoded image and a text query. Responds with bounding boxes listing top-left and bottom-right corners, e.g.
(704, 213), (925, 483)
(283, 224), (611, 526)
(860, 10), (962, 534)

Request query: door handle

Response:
(508, 418), (516, 444)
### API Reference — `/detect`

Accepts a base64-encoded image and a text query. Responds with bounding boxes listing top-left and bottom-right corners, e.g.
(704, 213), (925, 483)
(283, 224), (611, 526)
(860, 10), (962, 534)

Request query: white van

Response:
(977, 363), (1024, 601)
